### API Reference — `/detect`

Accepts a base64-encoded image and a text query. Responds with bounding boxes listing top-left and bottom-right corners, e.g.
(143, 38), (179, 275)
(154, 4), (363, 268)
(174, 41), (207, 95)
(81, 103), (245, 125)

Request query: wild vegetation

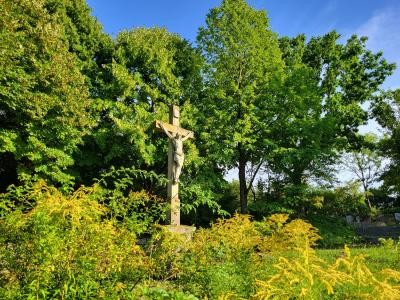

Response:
(1, 183), (400, 299)
(1, 0), (400, 298)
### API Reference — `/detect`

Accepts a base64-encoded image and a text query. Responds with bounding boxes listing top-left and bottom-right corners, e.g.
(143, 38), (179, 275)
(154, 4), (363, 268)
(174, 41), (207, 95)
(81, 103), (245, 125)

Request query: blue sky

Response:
(87, 0), (399, 89)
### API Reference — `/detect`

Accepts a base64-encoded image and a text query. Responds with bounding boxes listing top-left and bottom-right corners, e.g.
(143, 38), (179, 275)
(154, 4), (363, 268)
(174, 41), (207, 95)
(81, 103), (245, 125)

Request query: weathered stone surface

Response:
(394, 213), (400, 223)
(165, 225), (196, 240)
(345, 215), (354, 224)
(155, 105), (194, 226)
(155, 120), (194, 139)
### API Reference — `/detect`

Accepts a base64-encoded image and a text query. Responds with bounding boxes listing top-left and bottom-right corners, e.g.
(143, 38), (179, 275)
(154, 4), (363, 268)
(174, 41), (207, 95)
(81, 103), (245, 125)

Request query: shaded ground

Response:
(355, 225), (400, 243)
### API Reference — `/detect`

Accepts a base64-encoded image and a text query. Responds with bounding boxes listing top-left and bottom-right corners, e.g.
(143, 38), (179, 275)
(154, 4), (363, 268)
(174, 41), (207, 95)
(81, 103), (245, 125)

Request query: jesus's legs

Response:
(173, 154), (184, 183)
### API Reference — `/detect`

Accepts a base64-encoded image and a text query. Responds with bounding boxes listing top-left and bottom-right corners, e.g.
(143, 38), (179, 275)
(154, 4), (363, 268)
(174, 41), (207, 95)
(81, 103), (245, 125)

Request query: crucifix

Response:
(155, 105), (194, 226)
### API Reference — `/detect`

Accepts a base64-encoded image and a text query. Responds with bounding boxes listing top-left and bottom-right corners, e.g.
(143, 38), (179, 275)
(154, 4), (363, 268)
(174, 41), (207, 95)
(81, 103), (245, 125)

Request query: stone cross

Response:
(155, 105), (194, 226)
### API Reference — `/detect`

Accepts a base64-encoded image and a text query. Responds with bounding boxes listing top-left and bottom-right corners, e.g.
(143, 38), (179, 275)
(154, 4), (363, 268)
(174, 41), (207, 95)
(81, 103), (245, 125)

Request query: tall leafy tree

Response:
(0, 0), (94, 189)
(197, 0), (284, 213)
(341, 134), (384, 208)
(265, 32), (395, 209)
(75, 27), (226, 221)
(44, 0), (113, 98)
(73, 28), (204, 184)
(372, 89), (400, 194)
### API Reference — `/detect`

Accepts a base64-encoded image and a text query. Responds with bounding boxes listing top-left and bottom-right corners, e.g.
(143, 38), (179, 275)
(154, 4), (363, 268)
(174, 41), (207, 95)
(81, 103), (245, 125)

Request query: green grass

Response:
(317, 245), (400, 272)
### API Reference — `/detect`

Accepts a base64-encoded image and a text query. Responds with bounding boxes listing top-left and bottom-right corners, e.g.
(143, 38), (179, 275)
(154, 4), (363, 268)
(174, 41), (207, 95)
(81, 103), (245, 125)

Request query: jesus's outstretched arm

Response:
(181, 132), (192, 142)
(160, 121), (174, 139)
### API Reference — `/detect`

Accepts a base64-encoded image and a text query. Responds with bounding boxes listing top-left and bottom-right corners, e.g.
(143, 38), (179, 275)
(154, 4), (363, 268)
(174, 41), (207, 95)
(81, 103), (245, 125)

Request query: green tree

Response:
(197, 0), (284, 213)
(341, 134), (384, 208)
(69, 27), (225, 222)
(0, 0), (94, 189)
(264, 32), (395, 210)
(372, 89), (400, 194)
(43, 0), (113, 98)
(74, 27), (203, 185)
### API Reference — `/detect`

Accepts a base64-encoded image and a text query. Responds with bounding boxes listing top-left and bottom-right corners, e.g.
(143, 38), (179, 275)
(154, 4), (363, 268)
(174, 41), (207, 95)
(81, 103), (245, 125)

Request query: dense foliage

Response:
(1, 185), (399, 298)
(197, 0), (284, 213)
(372, 89), (400, 195)
(0, 0), (94, 188)
(1, 0), (397, 212)
(0, 0), (399, 297)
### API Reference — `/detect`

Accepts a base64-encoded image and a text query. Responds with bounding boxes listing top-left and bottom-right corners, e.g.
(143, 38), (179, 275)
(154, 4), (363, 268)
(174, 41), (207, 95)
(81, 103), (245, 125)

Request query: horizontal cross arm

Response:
(155, 120), (194, 139)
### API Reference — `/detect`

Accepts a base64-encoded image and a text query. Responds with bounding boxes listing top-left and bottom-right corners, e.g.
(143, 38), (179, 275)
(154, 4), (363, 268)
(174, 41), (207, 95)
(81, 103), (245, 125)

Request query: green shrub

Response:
(254, 244), (400, 299)
(0, 182), (150, 299)
(249, 200), (295, 218)
(317, 182), (369, 217)
(94, 166), (169, 234)
(133, 286), (198, 300)
(94, 166), (226, 231)
(1, 183), (399, 299)
(182, 215), (262, 298)
(0, 180), (43, 216)
(307, 214), (359, 248)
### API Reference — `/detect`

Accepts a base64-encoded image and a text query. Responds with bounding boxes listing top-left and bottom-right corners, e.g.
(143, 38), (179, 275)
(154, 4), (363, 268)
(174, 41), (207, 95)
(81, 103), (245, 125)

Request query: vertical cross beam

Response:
(155, 105), (193, 226)
(168, 105), (180, 226)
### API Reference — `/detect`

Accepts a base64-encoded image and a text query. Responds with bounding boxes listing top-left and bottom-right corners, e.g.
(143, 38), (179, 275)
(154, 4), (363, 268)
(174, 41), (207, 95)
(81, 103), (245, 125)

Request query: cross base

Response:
(164, 225), (196, 241)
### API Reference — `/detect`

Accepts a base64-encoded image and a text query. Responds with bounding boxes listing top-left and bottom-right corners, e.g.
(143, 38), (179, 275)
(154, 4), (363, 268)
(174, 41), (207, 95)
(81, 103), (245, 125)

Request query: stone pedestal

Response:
(165, 225), (196, 240)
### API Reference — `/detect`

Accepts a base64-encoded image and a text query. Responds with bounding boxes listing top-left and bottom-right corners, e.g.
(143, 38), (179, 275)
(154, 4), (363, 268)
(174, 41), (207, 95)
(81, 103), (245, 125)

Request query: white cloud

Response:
(356, 6), (400, 89)
(355, 6), (400, 135)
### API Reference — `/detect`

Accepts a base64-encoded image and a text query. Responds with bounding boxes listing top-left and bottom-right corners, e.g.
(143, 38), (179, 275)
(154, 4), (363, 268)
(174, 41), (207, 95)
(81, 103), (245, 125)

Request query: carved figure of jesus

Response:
(160, 122), (191, 183)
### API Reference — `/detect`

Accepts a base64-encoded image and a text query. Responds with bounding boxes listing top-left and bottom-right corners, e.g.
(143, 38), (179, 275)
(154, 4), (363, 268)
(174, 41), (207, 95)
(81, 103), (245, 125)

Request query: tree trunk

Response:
(362, 180), (372, 209)
(290, 168), (306, 215)
(238, 144), (248, 214)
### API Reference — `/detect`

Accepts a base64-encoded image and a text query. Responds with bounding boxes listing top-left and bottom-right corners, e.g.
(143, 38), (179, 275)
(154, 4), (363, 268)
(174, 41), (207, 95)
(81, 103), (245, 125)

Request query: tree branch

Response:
(246, 158), (264, 194)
